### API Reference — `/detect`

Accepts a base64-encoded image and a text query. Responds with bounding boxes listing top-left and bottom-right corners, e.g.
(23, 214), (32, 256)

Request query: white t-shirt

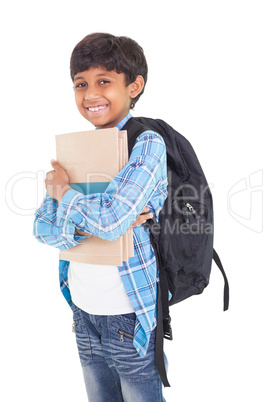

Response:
(68, 261), (134, 315)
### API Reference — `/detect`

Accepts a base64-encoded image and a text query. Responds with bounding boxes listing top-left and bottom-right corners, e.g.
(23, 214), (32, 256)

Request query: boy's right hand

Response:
(45, 160), (71, 203)
(131, 207), (153, 228)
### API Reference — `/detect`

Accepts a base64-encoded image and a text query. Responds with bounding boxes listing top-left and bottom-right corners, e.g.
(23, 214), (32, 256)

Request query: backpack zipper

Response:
(185, 202), (196, 214)
(182, 202), (197, 224)
(118, 329), (134, 342)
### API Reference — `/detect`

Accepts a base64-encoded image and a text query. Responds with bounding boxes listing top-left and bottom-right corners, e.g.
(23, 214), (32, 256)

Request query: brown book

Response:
(56, 128), (134, 265)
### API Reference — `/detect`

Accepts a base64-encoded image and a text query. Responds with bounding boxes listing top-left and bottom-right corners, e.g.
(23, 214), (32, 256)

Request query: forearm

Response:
(57, 167), (163, 241)
(33, 193), (86, 250)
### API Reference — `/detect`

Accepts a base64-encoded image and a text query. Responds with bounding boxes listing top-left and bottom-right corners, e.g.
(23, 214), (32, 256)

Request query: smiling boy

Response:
(33, 33), (168, 401)
(74, 68), (144, 130)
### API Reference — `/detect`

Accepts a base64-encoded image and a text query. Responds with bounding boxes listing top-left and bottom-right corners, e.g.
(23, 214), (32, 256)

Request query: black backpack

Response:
(123, 117), (229, 387)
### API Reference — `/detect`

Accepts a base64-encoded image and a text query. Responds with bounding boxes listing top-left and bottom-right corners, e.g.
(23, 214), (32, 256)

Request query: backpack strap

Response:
(151, 235), (171, 387)
(123, 116), (171, 387)
(122, 116), (146, 154)
(213, 249), (229, 311)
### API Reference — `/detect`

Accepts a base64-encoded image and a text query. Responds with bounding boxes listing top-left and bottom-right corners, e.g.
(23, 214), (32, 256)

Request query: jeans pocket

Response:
(108, 316), (157, 382)
(72, 306), (92, 367)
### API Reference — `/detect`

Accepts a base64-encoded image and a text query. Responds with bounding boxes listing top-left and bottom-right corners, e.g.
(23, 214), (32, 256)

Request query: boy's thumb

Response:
(51, 159), (61, 171)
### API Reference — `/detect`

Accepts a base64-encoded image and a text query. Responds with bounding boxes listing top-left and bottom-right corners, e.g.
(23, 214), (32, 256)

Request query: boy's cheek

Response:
(75, 94), (84, 110)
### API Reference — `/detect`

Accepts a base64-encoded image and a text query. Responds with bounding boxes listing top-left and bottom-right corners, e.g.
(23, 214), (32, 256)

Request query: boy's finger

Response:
(50, 159), (62, 172)
(146, 212), (153, 219)
(140, 206), (150, 215)
(46, 171), (54, 181)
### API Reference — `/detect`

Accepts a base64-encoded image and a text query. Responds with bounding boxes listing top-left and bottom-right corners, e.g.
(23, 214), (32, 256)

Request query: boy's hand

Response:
(131, 207), (153, 228)
(45, 160), (71, 203)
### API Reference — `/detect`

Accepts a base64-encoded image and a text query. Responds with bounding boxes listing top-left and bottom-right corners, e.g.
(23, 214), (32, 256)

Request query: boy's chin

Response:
(83, 112), (110, 128)
(84, 116), (113, 130)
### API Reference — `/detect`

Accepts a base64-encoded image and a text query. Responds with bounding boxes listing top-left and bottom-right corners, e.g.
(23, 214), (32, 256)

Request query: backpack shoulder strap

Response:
(213, 249), (230, 311)
(121, 117), (148, 155)
(123, 116), (171, 387)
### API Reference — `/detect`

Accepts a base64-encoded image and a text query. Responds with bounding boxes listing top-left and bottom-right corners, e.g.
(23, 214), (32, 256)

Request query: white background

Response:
(1, 1), (267, 401)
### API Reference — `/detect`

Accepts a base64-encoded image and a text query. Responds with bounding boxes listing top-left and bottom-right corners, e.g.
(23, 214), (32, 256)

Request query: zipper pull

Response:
(182, 202), (198, 224)
(185, 203), (196, 214)
(118, 329), (134, 342)
(119, 329), (124, 342)
(72, 321), (77, 333)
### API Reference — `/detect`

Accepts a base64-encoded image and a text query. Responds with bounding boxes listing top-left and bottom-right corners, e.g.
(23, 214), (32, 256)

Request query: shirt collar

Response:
(115, 112), (132, 131)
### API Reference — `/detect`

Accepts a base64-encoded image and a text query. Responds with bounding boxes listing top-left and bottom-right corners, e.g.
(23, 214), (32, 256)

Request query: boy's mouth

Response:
(86, 104), (108, 113)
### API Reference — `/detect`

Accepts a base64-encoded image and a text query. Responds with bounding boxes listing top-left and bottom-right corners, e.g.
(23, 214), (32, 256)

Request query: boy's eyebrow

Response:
(96, 73), (112, 77)
(74, 72), (113, 81)
(74, 75), (84, 81)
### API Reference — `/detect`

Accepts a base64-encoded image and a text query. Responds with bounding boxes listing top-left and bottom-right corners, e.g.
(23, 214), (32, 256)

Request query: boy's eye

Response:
(99, 80), (110, 85)
(75, 82), (87, 89)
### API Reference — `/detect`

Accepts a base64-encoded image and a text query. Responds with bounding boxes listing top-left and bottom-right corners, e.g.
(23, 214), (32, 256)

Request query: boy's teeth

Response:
(88, 105), (106, 112)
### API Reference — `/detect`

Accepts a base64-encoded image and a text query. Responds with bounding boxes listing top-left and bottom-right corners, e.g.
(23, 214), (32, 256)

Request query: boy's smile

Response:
(73, 68), (143, 129)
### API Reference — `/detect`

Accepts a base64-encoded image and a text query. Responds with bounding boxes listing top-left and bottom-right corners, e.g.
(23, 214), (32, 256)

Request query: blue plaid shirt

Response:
(33, 113), (168, 357)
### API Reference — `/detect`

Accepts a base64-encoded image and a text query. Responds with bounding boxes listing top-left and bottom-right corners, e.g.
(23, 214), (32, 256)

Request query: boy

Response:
(33, 33), (168, 402)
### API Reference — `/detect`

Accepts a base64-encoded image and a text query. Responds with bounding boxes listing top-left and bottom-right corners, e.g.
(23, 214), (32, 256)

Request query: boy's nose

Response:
(84, 86), (100, 101)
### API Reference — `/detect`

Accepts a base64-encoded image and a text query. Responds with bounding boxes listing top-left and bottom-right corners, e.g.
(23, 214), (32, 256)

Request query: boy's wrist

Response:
(56, 185), (71, 203)
(75, 228), (90, 236)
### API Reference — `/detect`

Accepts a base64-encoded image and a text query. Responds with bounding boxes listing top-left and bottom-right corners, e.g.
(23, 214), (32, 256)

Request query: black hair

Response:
(70, 33), (148, 108)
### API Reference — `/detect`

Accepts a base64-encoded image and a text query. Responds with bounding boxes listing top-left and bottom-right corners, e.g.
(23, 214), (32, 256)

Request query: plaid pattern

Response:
(33, 113), (168, 357)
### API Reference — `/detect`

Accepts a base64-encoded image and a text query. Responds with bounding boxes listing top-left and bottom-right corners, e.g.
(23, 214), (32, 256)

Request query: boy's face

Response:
(73, 67), (139, 129)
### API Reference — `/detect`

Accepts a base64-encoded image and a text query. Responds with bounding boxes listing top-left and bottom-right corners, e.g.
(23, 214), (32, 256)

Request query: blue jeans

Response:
(71, 304), (166, 402)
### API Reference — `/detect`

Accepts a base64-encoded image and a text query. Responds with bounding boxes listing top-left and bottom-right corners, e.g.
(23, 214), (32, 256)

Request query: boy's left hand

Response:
(131, 207), (153, 228)
(45, 160), (71, 203)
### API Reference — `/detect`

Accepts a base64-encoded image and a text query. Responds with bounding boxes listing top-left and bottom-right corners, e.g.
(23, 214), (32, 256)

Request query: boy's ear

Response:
(129, 75), (144, 99)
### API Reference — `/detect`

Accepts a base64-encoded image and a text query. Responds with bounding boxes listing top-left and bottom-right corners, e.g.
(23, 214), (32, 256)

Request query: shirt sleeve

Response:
(33, 130), (168, 248)
(33, 192), (87, 250)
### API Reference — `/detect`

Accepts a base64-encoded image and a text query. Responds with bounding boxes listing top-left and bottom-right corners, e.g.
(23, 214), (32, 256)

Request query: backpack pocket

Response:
(162, 200), (212, 269)
(158, 199), (213, 303)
